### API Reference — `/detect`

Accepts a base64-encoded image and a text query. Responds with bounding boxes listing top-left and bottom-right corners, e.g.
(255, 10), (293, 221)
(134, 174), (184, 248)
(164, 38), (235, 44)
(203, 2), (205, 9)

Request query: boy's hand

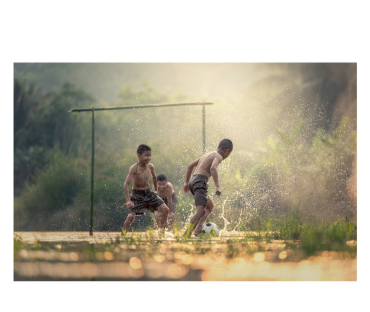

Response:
(215, 186), (221, 196)
(126, 201), (134, 209)
(183, 183), (189, 194)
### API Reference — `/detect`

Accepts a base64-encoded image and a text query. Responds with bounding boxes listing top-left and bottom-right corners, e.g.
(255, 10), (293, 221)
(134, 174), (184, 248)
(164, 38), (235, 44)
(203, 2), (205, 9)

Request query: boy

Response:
(183, 139), (233, 238)
(155, 174), (178, 232)
(122, 144), (169, 235)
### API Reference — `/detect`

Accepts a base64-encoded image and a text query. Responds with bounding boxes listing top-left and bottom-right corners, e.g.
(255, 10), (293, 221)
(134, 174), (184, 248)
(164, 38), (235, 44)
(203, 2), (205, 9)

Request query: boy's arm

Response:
(149, 164), (158, 192)
(124, 166), (135, 209)
(167, 183), (174, 213)
(183, 158), (200, 193)
(210, 155), (222, 196)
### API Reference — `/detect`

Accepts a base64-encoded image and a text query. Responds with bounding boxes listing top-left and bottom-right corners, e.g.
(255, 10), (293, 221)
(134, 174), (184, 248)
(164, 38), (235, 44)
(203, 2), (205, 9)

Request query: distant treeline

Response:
(14, 63), (357, 129)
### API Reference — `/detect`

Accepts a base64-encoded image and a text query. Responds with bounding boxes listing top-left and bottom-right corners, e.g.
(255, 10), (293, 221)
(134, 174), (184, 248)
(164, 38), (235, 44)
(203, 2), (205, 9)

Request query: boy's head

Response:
(157, 174), (168, 191)
(217, 139), (233, 159)
(137, 144), (151, 163)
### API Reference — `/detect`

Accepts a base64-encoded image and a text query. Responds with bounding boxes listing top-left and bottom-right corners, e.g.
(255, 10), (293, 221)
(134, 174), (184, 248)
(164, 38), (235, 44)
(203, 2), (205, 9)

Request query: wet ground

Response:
(14, 231), (357, 281)
(14, 231), (247, 243)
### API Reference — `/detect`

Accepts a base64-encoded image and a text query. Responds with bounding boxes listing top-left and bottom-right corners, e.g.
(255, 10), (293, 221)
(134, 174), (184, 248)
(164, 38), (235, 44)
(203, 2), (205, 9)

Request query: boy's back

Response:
(193, 151), (223, 180)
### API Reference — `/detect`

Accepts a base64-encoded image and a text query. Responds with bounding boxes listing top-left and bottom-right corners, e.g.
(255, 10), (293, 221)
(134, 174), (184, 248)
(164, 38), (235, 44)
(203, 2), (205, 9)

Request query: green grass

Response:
(14, 217), (357, 263)
(236, 213), (357, 256)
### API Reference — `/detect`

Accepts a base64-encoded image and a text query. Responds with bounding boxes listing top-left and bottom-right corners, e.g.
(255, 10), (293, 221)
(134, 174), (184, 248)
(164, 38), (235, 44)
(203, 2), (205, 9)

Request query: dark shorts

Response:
(188, 174), (209, 206)
(163, 192), (178, 213)
(129, 189), (164, 216)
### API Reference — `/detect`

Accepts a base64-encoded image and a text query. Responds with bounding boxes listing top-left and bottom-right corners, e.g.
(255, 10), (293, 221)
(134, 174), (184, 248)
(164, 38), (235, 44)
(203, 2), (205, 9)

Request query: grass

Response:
(13, 216), (357, 280)
(14, 219), (357, 259)
(13, 218), (358, 282)
(233, 213), (357, 255)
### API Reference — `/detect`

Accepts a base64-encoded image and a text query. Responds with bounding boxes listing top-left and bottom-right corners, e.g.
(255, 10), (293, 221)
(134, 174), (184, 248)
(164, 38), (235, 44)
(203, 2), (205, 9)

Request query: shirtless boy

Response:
(183, 139), (233, 238)
(122, 144), (169, 235)
(155, 174), (178, 232)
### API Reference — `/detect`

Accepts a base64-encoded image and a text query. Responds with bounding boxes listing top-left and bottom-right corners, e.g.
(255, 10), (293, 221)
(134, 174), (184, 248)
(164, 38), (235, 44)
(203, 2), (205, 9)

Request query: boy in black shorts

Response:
(183, 139), (233, 238)
(156, 174), (178, 232)
(122, 144), (169, 235)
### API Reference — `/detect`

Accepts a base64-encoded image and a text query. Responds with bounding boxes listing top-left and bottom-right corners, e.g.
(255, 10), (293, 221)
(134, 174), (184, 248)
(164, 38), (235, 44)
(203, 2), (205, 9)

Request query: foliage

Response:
(14, 152), (88, 230)
(14, 79), (94, 192)
(209, 117), (356, 230)
(250, 63), (357, 134)
(14, 77), (356, 232)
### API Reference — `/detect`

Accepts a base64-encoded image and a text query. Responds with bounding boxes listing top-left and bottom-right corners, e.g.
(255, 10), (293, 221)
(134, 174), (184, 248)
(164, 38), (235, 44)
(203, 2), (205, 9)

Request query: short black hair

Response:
(157, 174), (167, 182)
(218, 139), (233, 151)
(137, 144), (151, 155)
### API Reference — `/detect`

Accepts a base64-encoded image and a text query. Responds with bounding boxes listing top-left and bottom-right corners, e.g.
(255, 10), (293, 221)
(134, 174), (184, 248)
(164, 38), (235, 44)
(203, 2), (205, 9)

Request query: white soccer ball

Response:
(201, 222), (220, 237)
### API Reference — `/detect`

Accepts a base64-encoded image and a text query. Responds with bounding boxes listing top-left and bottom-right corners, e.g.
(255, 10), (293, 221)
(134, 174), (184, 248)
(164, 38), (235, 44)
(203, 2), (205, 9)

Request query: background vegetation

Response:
(14, 63), (357, 231)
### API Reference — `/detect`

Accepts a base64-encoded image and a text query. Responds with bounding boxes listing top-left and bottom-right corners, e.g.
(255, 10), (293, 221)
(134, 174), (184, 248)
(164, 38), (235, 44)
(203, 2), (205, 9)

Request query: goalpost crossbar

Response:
(69, 101), (213, 235)
(69, 102), (213, 112)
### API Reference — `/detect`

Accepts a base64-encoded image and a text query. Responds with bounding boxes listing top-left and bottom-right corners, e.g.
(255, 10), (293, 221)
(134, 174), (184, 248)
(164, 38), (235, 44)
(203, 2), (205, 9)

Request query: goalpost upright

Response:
(69, 102), (213, 235)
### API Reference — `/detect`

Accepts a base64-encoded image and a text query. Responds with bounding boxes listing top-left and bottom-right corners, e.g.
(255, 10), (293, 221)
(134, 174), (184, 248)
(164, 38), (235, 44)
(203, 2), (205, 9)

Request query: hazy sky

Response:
(14, 63), (268, 102)
(129, 63), (259, 96)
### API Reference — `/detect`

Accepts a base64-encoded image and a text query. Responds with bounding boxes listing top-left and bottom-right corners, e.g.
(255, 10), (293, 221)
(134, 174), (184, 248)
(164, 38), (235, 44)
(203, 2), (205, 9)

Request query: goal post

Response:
(69, 102), (213, 235)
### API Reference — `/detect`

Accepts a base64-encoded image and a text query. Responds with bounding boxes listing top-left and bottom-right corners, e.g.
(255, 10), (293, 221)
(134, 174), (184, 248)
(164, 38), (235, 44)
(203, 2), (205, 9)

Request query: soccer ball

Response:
(201, 223), (220, 237)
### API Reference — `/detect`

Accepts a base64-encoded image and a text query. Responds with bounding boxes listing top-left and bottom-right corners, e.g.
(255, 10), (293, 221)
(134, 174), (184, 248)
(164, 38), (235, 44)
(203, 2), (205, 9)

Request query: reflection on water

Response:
(14, 252), (356, 281)
(201, 256), (356, 281)
(15, 231), (130, 244)
(13, 231), (259, 243)
(14, 232), (356, 281)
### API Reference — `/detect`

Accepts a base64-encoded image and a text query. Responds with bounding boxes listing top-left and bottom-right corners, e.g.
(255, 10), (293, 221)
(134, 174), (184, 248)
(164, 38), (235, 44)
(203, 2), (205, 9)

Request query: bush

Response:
(14, 153), (88, 230)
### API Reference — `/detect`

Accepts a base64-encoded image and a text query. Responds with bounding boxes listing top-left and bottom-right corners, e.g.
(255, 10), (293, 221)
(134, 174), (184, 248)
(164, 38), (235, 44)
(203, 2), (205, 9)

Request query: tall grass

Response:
(236, 212), (357, 255)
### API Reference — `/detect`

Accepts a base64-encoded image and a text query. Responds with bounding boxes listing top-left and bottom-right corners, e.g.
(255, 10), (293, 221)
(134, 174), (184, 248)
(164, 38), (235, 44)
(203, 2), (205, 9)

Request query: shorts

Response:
(163, 192), (178, 213)
(188, 174), (209, 206)
(129, 189), (164, 216)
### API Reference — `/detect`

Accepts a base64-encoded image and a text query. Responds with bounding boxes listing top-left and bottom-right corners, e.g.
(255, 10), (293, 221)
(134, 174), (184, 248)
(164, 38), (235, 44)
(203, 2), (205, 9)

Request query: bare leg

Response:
(183, 205), (207, 238)
(168, 212), (175, 233)
(154, 210), (175, 232)
(155, 203), (169, 234)
(122, 212), (136, 235)
(154, 211), (160, 229)
(194, 199), (214, 236)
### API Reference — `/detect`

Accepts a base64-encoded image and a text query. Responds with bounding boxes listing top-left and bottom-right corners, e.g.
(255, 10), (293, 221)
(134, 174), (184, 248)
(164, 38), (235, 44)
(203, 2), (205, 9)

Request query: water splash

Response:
(182, 203), (195, 229)
(220, 197), (231, 231)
